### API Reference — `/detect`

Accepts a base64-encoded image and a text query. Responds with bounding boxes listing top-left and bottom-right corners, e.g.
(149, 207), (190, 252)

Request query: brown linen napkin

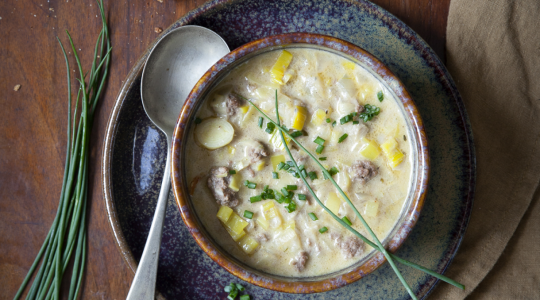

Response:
(431, 0), (540, 299)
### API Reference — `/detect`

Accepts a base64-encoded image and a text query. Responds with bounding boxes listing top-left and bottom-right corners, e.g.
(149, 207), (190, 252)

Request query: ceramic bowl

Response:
(170, 33), (429, 293)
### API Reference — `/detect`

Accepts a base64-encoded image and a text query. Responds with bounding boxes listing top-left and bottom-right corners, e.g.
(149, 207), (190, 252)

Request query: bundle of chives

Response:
(241, 91), (464, 299)
(14, 1), (111, 299)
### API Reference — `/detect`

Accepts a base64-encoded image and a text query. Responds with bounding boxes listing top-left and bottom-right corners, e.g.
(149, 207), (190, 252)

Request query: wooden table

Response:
(0, 0), (450, 298)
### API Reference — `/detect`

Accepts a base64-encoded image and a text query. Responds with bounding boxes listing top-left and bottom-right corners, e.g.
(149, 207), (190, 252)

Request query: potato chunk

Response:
(194, 118), (234, 150)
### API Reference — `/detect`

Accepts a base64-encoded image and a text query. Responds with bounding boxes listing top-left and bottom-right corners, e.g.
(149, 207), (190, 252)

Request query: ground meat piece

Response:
(356, 104), (365, 114)
(226, 93), (244, 116)
(246, 167), (255, 178)
(207, 167), (238, 207)
(350, 160), (378, 184)
(330, 232), (341, 242)
(247, 142), (268, 163)
(330, 233), (363, 259)
(256, 233), (269, 242)
(291, 251), (309, 272)
(339, 237), (364, 259)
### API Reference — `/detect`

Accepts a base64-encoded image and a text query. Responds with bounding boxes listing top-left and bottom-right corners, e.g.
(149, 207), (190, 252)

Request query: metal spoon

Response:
(126, 25), (229, 300)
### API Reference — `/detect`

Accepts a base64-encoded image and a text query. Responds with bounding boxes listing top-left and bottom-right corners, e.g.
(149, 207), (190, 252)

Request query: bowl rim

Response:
(171, 32), (429, 293)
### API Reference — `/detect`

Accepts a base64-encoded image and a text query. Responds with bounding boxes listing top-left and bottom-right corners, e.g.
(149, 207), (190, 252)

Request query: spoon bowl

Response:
(126, 25), (229, 300)
(141, 25), (229, 136)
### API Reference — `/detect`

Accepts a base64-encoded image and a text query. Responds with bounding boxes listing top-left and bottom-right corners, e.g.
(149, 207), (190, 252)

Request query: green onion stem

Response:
(241, 93), (464, 292)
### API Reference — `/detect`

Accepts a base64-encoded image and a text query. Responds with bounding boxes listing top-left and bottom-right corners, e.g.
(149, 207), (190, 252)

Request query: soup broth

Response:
(185, 48), (413, 277)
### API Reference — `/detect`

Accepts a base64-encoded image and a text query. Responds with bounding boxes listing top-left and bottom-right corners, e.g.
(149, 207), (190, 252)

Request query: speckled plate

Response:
(102, 0), (475, 299)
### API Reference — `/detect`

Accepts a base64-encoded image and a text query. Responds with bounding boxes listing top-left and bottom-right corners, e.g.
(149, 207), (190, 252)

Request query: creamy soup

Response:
(185, 48), (413, 277)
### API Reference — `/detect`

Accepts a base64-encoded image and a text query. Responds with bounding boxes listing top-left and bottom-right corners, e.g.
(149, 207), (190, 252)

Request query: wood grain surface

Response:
(0, 0), (449, 299)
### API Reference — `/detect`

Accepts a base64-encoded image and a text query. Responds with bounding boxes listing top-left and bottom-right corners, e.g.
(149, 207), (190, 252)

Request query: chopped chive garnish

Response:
(338, 133), (349, 143)
(308, 171), (318, 180)
(313, 136), (326, 146)
(298, 194), (306, 200)
(326, 118), (331, 123)
(319, 157), (327, 161)
(281, 125), (288, 131)
(195, 117), (202, 124)
(359, 104), (381, 122)
(298, 164), (305, 171)
(265, 122), (275, 134)
(277, 161), (286, 170)
(281, 188), (289, 197)
(264, 185), (269, 192)
(285, 201), (296, 213)
(244, 210), (254, 219)
(244, 180), (257, 189)
(261, 187), (275, 199)
(332, 120), (337, 127)
(309, 212), (318, 221)
(287, 161), (295, 166)
(228, 289), (238, 300)
(377, 91), (384, 102)
(224, 285), (233, 292)
(275, 192), (286, 204)
(316, 145), (324, 154)
(240, 295), (251, 300)
(249, 195), (262, 203)
(342, 216), (353, 226)
(352, 112), (358, 117)
(329, 166), (339, 176)
(353, 120), (359, 125)
(258, 116), (264, 128)
(319, 227), (328, 233)
(272, 172), (279, 179)
(286, 185), (298, 190)
(301, 169), (308, 178)
(282, 164), (290, 171)
(229, 170), (236, 175)
(340, 114), (352, 125)
(235, 283), (245, 291)
(290, 131), (303, 138)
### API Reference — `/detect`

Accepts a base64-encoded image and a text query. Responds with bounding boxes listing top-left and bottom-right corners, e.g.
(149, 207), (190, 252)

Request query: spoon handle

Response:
(126, 146), (171, 300)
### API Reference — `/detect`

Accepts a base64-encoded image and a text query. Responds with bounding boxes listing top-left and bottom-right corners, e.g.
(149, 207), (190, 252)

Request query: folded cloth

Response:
(432, 0), (540, 299)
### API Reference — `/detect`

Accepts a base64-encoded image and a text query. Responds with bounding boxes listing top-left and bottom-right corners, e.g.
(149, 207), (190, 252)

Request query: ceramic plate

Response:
(102, 0), (475, 299)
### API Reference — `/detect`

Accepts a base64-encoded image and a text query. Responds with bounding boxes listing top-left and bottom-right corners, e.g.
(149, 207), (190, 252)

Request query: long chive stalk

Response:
(13, 1), (111, 299)
(241, 93), (464, 291)
(271, 91), (415, 299)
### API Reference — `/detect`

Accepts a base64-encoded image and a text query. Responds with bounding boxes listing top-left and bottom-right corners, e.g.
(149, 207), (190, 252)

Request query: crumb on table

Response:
(154, 27), (163, 33)
(14, 84), (21, 91)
